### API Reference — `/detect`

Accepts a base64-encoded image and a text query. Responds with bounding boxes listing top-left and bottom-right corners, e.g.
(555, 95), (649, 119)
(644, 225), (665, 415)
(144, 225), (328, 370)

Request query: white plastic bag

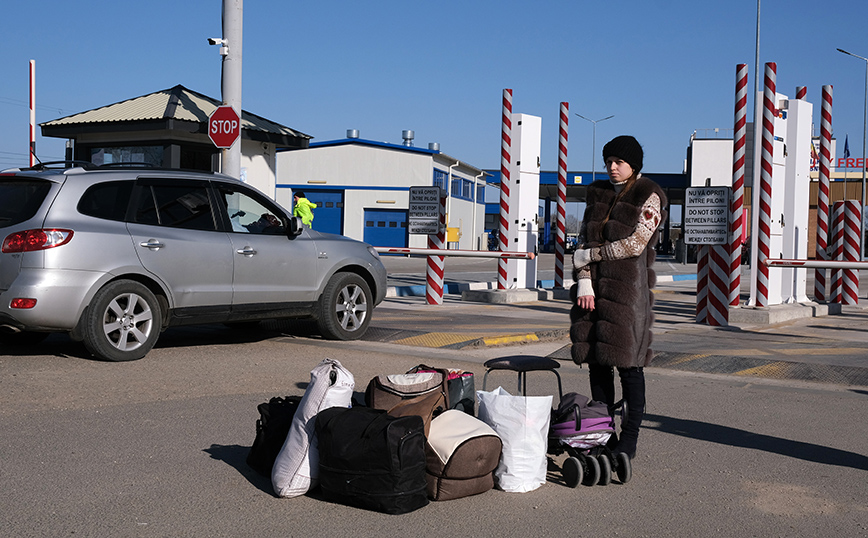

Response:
(272, 358), (354, 498)
(476, 386), (552, 493)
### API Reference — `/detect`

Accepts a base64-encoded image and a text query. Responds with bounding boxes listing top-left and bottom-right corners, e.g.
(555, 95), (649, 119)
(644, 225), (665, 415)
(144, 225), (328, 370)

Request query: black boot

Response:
(614, 367), (646, 459)
(588, 363), (615, 405)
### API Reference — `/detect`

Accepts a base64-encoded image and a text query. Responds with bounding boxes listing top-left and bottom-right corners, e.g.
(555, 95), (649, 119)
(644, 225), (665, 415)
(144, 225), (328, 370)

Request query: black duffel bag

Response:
(315, 406), (429, 514)
(246, 395), (302, 477)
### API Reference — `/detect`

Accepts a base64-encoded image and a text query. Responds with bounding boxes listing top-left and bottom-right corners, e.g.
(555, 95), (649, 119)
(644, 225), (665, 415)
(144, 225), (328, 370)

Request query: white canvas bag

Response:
(272, 358), (354, 498)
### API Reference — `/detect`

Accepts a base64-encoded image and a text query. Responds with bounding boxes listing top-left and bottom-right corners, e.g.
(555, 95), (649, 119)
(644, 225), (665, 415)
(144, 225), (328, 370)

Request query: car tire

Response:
(82, 280), (162, 362)
(316, 272), (372, 341)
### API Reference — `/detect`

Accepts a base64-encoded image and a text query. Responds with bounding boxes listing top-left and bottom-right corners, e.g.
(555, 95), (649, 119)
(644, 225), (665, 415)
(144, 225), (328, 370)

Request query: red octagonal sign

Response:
(208, 105), (241, 148)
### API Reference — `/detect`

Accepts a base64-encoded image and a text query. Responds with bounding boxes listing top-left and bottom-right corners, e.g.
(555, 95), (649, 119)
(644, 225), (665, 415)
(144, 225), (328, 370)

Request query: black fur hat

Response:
(603, 135), (643, 173)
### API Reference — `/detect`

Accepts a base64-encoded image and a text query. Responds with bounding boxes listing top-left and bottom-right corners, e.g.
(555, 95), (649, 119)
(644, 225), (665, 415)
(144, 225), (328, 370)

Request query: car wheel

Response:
(316, 272), (372, 340)
(82, 280), (162, 361)
(0, 331), (50, 346)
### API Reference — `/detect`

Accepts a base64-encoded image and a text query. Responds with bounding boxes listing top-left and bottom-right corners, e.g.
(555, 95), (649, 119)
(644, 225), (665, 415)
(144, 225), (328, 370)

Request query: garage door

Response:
(303, 190), (343, 235)
(363, 209), (408, 249)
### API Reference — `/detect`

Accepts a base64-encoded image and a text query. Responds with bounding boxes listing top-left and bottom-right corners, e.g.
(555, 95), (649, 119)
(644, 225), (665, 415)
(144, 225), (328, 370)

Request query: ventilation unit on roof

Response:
(347, 129), (360, 139)
(428, 142), (440, 151)
(402, 130), (415, 147)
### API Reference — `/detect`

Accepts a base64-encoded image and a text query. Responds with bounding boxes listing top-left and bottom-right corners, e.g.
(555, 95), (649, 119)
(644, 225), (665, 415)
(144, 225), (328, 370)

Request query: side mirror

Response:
(287, 216), (304, 237)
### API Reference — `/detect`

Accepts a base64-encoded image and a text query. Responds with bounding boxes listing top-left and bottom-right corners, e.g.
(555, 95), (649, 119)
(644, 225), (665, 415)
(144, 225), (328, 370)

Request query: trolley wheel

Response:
(562, 456), (583, 488)
(598, 454), (612, 486)
(615, 452), (632, 484)
(582, 454), (600, 486)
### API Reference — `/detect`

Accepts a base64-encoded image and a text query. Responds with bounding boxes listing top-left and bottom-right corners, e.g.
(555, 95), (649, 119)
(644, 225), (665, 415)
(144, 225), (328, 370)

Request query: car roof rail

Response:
(23, 160), (97, 171)
(97, 162), (157, 169)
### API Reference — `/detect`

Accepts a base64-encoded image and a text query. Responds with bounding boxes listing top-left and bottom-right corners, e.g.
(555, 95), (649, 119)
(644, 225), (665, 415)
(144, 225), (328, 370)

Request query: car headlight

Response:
(367, 246), (381, 260)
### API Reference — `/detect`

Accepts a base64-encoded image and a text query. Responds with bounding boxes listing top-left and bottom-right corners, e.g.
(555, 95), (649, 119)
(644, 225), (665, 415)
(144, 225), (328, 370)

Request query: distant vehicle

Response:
(0, 162), (387, 361)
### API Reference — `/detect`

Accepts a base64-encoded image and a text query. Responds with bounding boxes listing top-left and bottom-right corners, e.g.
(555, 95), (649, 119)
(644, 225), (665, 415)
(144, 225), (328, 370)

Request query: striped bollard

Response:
(708, 243), (729, 325)
(729, 63), (748, 307)
(830, 202), (845, 303)
(755, 62), (776, 307)
(425, 190), (447, 305)
(815, 85), (833, 302)
(795, 86), (807, 100)
(841, 200), (861, 305)
(696, 246), (709, 322)
(554, 102), (569, 288)
(497, 89), (513, 289)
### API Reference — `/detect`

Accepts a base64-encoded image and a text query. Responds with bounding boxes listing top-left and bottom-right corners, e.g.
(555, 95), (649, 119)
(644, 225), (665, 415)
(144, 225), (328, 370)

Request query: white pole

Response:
(29, 60), (35, 166)
(222, 0), (243, 179)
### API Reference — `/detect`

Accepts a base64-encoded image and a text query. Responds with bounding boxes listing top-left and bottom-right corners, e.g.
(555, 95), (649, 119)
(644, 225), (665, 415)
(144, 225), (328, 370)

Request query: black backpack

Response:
(246, 395), (303, 477)
(315, 406), (429, 514)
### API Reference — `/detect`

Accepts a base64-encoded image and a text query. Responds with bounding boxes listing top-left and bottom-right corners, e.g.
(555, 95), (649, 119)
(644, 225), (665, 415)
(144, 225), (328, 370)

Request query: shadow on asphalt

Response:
(644, 413), (868, 471)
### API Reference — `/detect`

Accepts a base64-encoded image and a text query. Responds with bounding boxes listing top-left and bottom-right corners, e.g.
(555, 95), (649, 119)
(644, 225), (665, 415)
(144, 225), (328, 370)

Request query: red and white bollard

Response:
(815, 85), (833, 302)
(498, 89), (513, 290)
(795, 86), (807, 100)
(728, 63), (748, 308)
(29, 60), (36, 167)
(696, 246), (709, 322)
(554, 102), (569, 289)
(755, 62), (777, 308)
(425, 190), (447, 305)
(831, 200), (861, 305)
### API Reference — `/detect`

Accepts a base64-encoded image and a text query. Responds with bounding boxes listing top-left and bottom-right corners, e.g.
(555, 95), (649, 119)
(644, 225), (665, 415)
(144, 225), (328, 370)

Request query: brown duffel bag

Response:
(365, 365), (450, 436)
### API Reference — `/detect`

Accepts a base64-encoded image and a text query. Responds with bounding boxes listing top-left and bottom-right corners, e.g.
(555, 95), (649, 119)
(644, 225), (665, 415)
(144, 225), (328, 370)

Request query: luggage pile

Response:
(246, 357), (626, 514)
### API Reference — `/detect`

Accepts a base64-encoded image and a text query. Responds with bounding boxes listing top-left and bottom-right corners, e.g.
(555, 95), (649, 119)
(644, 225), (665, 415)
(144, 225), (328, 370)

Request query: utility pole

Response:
(219, 0), (243, 178)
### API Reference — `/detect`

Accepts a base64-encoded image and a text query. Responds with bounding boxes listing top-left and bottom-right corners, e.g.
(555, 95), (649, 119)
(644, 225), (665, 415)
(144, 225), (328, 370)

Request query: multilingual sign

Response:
(408, 186), (443, 234)
(684, 186), (730, 245)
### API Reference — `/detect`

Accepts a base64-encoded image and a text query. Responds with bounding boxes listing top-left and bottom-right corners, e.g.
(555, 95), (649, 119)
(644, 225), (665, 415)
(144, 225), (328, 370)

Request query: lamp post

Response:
(837, 47), (868, 259)
(575, 113), (614, 182)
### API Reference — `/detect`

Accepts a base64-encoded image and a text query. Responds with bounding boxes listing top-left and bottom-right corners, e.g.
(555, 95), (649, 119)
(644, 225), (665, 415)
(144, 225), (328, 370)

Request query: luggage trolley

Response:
(482, 355), (631, 488)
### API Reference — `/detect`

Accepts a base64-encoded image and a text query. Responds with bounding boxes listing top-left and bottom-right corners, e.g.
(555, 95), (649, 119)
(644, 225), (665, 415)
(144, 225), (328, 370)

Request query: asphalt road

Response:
(2, 319), (867, 537)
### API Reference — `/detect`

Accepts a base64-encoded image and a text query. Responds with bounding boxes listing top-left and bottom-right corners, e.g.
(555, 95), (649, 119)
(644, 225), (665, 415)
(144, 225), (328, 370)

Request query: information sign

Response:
(408, 186), (443, 234)
(684, 187), (730, 245)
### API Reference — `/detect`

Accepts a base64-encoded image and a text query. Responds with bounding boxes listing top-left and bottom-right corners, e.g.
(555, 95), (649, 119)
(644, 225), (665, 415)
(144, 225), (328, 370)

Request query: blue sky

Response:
(3, 0), (868, 175)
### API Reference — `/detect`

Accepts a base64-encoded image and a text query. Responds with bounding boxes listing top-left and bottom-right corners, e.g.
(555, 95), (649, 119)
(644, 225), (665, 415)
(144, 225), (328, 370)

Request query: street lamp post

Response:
(837, 48), (868, 259)
(575, 113), (614, 183)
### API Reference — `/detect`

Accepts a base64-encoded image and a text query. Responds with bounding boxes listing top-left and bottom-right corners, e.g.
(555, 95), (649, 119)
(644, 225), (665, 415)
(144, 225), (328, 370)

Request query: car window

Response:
(216, 184), (285, 235)
(132, 181), (217, 231)
(0, 177), (52, 229)
(77, 180), (133, 221)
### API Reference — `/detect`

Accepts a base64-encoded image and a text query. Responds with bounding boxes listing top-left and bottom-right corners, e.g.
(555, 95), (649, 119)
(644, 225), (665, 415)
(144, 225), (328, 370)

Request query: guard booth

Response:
(39, 85), (310, 199)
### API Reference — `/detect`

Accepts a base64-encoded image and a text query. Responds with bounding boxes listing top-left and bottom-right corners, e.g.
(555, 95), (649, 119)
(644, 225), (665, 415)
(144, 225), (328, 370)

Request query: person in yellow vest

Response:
(293, 191), (315, 228)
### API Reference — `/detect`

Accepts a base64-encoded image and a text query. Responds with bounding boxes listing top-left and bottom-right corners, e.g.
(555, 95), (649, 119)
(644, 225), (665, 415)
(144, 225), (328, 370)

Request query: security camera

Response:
(207, 38), (225, 45)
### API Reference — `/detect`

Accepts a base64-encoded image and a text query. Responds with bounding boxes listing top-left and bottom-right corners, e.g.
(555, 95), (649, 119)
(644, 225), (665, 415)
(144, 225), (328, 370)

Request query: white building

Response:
(276, 132), (488, 249)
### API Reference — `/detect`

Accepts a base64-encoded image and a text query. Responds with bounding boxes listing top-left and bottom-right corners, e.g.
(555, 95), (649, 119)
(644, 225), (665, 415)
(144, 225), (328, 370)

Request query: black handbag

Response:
(246, 395), (302, 477)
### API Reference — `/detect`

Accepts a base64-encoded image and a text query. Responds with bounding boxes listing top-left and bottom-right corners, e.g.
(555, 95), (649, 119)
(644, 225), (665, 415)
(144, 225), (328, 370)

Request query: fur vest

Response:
(570, 176), (667, 369)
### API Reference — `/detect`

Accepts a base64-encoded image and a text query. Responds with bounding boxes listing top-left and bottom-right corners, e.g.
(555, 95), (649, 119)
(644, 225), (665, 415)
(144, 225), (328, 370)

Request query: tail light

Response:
(2, 229), (74, 253)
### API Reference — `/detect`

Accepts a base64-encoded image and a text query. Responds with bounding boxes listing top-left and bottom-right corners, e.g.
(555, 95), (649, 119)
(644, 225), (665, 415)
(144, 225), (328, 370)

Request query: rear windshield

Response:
(0, 177), (52, 228)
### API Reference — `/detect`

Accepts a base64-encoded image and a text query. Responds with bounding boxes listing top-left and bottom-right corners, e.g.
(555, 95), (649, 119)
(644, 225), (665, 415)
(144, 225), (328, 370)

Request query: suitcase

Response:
(315, 406), (429, 514)
(425, 409), (502, 501)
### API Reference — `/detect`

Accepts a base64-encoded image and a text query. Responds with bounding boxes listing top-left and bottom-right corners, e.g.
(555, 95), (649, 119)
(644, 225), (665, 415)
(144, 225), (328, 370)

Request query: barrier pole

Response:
(696, 246), (709, 322)
(755, 62), (776, 307)
(497, 89), (513, 289)
(376, 247), (535, 259)
(554, 102), (569, 288)
(815, 85), (833, 302)
(425, 190), (447, 305)
(842, 200), (861, 304)
(729, 63), (748, 307)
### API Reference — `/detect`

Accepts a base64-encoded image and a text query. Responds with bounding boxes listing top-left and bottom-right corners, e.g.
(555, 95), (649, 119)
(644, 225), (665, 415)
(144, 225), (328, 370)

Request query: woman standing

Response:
(570, 135), (666, 461)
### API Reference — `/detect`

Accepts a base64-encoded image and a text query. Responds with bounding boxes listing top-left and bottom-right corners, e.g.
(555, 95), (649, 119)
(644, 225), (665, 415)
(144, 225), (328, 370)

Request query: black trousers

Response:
(588, 364), (645, 457)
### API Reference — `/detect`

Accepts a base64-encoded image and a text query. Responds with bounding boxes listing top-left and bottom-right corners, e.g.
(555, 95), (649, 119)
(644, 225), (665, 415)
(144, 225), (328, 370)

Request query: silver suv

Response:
(0, 162), (387, 361)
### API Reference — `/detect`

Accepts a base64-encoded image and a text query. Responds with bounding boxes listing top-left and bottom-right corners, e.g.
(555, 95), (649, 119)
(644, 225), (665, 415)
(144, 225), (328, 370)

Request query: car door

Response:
(126, 178), (234, 310)
(214, 182), (318, 307)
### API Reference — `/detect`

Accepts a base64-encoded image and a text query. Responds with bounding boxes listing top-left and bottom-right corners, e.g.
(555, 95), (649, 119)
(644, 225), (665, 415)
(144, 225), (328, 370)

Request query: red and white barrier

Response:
(831, 200), (861, 305)
(376, 247), (535, 260)
(729, 64), (749, 309)
(497, 89), (513, 289)
(708, 244), (729, 325)
(696, 246), (709, 322)
(815, 85), (833, 302)
(795, 86), (807, 100)
(755, 62), (777, 307)
(425, 190), (447, 305)
(29, 60), (36, 167)
(766, 258), (868, 269)
(554, 102), (569, 288)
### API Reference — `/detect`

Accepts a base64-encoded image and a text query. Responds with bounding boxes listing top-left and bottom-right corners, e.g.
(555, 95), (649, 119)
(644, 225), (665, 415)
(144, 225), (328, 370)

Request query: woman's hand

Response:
(576, 295), (595, 311)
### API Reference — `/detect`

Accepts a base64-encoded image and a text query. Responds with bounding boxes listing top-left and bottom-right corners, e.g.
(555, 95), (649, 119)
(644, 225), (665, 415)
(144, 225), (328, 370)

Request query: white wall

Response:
(240, 139), (278, 201)
(690, 138), (734, 187)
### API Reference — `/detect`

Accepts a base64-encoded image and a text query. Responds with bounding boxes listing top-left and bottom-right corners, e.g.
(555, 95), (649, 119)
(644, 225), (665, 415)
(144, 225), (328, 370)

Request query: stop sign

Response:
(208, 105), (241, 148)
